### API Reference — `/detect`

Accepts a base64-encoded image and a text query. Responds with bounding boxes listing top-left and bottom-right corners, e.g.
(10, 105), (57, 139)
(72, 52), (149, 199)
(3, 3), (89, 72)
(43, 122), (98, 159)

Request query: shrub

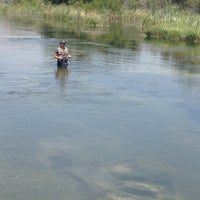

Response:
(185, 33), (200, 45)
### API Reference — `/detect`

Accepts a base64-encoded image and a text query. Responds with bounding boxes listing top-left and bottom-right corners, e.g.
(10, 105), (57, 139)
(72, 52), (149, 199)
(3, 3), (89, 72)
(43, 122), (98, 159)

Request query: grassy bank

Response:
(0, 0), (108, 27)
(143, 7), (200, 45)
(0, 0), (199, 44)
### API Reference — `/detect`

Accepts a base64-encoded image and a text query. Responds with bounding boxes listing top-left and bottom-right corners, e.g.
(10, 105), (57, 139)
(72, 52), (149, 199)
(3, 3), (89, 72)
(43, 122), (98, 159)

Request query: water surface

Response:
(0, 17), (200, 200)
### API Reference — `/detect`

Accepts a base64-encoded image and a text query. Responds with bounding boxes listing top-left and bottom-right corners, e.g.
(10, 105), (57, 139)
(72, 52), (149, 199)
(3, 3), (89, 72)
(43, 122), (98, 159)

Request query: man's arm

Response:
(65, 48), (72, 59)
(54, 53), (60, 60)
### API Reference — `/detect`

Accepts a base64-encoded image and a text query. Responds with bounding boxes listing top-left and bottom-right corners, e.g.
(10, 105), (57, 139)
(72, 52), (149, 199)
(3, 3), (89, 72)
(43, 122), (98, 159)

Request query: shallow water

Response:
(0, 16), (200, 200)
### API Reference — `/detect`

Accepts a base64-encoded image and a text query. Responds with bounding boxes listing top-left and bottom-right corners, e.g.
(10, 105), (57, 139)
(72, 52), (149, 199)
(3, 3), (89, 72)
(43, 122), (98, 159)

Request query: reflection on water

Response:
(55, 68), (70, 80)
(146, 40), (200, 70)
(55, 68), (70, 91)
(37, 19), (139, 50)
(0, 16), (200, 200)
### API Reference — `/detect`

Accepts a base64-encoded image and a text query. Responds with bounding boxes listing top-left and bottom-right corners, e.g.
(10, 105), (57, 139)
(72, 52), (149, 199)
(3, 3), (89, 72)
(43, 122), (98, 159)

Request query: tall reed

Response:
(0, 0), (199, 44)
(143, 6), (200, 44)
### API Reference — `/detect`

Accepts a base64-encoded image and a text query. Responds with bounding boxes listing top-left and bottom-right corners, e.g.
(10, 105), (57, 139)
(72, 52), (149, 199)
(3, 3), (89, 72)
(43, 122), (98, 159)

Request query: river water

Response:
(0, 16), (200, 200)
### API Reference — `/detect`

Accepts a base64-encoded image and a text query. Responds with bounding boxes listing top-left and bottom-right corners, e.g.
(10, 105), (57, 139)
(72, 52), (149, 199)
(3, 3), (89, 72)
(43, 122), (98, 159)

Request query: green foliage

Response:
(11, 0), (200, 12)
(105, 0), (122, 12)
(43, 0), (69, 4)
(143, 7), (200, 44)
(13, 0), (45, 6)
(0, 3), (9, 14)
(85, 0), (122, 12)
(1, 0), (200, 44)
(186, 34), (200, 45)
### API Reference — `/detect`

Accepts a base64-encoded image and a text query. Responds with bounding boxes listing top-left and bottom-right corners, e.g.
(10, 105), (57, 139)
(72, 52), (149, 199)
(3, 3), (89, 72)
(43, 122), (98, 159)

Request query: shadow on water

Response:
(55, 68), (70, 81)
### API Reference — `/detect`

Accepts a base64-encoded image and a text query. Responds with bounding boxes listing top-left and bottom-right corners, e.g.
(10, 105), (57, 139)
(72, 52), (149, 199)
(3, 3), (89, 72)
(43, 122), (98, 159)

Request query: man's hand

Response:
(67, 54), (72, 59)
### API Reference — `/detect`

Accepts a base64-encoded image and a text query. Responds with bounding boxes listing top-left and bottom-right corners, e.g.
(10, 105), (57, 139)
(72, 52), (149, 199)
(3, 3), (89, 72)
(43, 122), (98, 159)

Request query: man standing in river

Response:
(54, 40), (72, 68)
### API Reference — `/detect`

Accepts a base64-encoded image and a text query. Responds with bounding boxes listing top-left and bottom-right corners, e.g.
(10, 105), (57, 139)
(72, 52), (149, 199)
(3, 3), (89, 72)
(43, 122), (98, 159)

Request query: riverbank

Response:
(0, 0), (199, 44)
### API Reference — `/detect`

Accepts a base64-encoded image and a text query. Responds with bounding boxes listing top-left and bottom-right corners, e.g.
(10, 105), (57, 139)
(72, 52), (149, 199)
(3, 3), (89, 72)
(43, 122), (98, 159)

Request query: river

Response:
(0, 16), (200, 200)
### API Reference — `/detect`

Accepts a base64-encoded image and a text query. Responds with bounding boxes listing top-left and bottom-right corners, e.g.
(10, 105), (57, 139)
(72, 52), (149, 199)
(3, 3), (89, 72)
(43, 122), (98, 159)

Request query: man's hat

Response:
(60, 40), (66, 44)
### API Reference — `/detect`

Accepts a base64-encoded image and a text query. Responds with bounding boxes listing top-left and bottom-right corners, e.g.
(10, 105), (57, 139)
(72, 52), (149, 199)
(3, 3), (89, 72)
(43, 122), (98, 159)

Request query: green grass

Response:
(142, 6), (200, 44)
(0, 0), (200, 44)
(2, 0), (107, 27)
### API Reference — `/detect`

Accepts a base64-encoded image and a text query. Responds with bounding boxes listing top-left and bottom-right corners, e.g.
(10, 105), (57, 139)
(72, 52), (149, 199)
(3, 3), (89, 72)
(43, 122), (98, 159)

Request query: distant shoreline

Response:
(0, 0), (199, 45)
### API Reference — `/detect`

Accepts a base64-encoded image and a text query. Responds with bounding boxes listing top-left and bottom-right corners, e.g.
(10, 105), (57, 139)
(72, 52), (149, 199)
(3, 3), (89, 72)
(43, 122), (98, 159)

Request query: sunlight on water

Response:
(0, 16), (200, 200)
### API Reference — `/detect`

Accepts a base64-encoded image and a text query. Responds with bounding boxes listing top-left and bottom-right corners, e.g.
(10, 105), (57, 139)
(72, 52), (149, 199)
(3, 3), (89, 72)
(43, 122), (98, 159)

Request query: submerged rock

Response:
(111, 164), (132, 174)
(97, 193), (136, 200)
(122, 181), (162, 197)
(109, 164), (134, 181)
